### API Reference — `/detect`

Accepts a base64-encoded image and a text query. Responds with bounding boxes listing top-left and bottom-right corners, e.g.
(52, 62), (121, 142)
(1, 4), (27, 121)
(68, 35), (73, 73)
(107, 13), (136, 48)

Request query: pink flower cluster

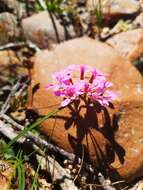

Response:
(46, 65), (117, 107)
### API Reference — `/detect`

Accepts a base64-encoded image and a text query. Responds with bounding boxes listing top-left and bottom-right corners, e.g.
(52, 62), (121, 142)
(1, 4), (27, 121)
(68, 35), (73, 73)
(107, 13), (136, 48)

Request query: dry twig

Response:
(0, 41), (40, 52)
(1, 76), (27, 114)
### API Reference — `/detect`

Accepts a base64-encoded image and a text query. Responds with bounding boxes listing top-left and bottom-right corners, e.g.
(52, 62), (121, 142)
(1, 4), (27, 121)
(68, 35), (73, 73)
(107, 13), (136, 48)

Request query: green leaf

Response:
(4, 148), (15, 160)
(0, 139), (15, 159)
(16, 150), (25, 190)
(31, 156), (42, 190)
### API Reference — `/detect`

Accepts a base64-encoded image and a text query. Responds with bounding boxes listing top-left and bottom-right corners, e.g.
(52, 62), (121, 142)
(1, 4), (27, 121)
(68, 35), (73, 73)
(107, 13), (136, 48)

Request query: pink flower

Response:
(75, 80), (89, 95)
(46, 64), (117, 107)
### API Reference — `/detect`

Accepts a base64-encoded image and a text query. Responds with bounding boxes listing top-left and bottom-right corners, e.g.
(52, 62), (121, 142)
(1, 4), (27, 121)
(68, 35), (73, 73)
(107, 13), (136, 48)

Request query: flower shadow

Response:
(54, 99), (125, 176)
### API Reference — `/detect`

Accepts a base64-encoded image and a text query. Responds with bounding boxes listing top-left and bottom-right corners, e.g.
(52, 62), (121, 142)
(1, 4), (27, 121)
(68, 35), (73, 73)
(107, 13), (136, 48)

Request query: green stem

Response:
(5, 108), (59, 152)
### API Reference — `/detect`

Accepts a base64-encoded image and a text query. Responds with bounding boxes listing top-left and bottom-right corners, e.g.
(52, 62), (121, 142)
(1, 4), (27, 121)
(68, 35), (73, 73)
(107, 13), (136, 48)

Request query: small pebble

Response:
(67, 164), (73, 170)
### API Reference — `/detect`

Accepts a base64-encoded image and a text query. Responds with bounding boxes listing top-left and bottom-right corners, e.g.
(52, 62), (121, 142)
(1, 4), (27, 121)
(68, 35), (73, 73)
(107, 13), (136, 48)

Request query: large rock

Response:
(106, 29), (143, 62)
(22, 11), (66, 49)
(87, 0), (140, 21)
(31, 37), (143, 183)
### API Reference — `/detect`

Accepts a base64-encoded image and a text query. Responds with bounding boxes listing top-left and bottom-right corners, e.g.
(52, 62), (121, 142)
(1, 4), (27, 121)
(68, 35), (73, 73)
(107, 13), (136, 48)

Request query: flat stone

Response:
(22, 11), (66, 49)
(0, 12), (18, 45)
(106, 29), (143, 62)
(31, 37), (143, 183)
(87, 0), (140, 20)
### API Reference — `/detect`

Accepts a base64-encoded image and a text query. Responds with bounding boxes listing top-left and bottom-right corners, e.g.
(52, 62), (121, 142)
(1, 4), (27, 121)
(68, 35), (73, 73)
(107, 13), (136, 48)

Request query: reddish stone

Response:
(30, 37), (143, 183)
(106, 29), (143, 62)
(0, 50), (28, 77)
(0, 50), (19, 66)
